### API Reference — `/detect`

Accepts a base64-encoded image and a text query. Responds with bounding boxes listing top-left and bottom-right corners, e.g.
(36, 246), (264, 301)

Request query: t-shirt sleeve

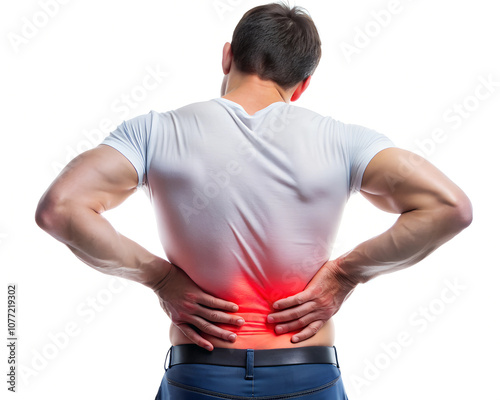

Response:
(100, 111), (154, 189)
(338, 121), (395, 194)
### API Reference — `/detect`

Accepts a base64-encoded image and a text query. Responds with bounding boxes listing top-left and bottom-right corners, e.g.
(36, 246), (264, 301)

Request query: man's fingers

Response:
(272, 311), (323, 334)
(189, 315), (239, 343)
(196, 294), (245, 326)
(198, 294), (239, 312)
(272, 290), (313, 310)
(267, 302), (315, 324)
(177, 323), (215, 351)
(290, 320), (325, 343)
(197, 307), (246, 327)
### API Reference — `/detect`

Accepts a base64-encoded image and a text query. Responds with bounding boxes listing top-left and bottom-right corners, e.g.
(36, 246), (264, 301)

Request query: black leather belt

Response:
(167, 344), (339, 369)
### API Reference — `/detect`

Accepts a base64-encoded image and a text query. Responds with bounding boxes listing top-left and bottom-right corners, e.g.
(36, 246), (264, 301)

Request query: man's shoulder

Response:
(286, 102), (331, 119)
(149, 100), (218, 118)
(282, 103), (341, 132)
(172, 99), (222, 115)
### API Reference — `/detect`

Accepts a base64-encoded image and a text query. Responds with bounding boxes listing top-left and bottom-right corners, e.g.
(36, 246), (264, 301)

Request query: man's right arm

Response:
(35, 144), (244, 351)
(268, 147), (472, 342)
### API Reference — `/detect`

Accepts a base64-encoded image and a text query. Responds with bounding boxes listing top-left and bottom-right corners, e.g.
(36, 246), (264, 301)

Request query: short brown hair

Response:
(231, 2), (322, 90)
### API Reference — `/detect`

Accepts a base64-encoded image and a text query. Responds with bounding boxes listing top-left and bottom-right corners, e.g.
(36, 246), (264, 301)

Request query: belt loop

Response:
(164, 346), (173, 370)
(332, 345), (339, 369)
(245, 349), (254, 380)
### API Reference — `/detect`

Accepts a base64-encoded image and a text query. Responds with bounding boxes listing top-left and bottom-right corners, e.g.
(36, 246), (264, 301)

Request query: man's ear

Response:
(290, 76), (312, 102)
(222, 42), (233, 75)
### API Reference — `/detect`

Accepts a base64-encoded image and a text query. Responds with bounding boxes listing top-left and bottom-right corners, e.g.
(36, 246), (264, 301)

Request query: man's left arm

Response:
(267, 148), (473, 342)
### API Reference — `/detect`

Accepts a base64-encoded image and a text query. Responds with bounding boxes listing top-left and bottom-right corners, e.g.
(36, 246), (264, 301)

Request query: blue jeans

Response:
(155, 346), (349, 399)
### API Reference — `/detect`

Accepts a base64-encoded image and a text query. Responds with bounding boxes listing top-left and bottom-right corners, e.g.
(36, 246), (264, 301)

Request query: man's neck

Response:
(222, 74), (290, 116)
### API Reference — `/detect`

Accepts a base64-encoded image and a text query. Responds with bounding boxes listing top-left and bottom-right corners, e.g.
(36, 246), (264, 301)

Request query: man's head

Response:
(222, 2), (321, 99)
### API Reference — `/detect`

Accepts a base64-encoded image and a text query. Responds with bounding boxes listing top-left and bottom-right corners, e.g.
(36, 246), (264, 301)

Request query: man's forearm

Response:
(36, 204), (171, 290)
(336, 203), (472, 285)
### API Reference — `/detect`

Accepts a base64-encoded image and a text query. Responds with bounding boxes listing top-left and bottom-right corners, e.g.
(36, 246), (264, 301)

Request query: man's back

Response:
(34, 3), (472, 398)
(101, 97), (394, 348)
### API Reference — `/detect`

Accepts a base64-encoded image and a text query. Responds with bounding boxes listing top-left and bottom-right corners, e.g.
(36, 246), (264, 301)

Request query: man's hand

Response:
(153, 262), (245, 351)
(267, 258), (357, 343)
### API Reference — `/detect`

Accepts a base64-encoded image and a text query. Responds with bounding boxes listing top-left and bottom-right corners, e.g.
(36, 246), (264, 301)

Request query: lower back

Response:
(169, 315), (335, 349)
(168, 277), (336, 349)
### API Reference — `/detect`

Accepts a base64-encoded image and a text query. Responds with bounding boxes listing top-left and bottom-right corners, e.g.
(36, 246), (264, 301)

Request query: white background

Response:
(1, 0), (499, 399)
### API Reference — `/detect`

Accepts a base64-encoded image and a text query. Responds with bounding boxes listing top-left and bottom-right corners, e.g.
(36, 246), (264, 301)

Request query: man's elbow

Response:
(35, 193), (68, 236)
(35, 198), (56, 233)
(447, 192), (473, 232)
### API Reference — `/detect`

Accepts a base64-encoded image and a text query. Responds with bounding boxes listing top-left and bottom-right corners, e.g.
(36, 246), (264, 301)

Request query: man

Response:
(35, 2), (472, 399)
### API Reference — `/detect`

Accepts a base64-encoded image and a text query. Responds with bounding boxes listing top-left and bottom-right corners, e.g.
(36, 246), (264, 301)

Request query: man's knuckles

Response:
(209, 311), (221, 321)
(316, 296), (333, 308)
(180, 300), (197, 311)
(184, 292), (198, 302)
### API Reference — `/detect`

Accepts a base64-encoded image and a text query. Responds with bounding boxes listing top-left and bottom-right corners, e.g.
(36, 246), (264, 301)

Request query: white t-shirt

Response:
(101, 97), (394, 337)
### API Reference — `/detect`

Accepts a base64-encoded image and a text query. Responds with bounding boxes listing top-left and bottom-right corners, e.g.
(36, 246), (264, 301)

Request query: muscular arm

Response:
(337, 147), (473, 284)
(35, 144), (243, 350)
(35, 145), (165, 285)
(269, 147), (473, 341)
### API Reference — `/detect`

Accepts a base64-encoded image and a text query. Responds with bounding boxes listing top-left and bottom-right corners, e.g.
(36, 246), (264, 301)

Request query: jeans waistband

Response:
(165, 344), (339, 372)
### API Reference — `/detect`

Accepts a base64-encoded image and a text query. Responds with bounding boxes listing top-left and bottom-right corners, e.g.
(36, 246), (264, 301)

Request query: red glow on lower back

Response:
(206, 274), (306, 348)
